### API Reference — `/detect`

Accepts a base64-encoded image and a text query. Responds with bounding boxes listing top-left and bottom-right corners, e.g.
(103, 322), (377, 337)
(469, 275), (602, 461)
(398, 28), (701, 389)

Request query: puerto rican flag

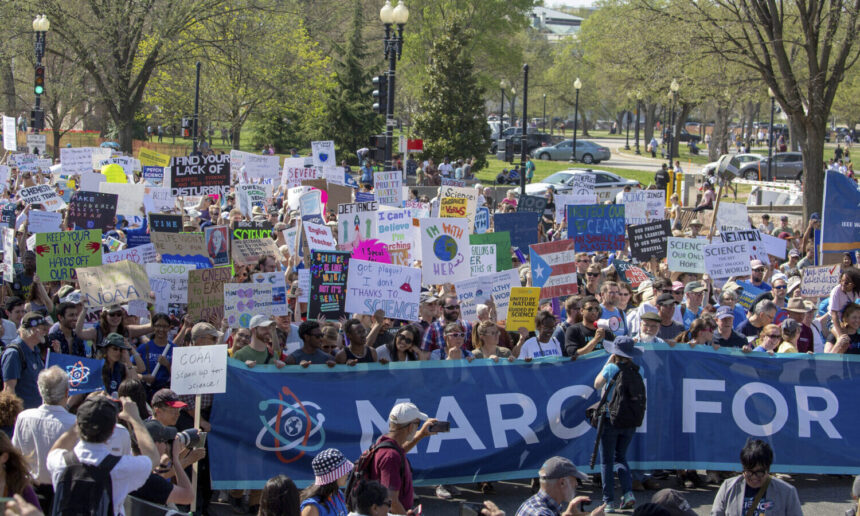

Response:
(529, 239), (578, 299)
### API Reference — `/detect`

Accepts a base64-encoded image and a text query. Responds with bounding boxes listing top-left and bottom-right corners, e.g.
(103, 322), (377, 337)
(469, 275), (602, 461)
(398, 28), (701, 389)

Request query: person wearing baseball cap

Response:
(151, 389), (188, 428)
(784, 298), (816, 352)
(131, 420), (195, 507)
(233, 315), (285, 369)
(748, 259), (772, 292)
(516, 456), (603, 516)
(300, 448), (353, 514)
(649, 489), (696, 516)
(713, 306), (748, 348)
(655, 293), (685, 342)
(1, 312), (48, 408)
(680, 281), (706, 329)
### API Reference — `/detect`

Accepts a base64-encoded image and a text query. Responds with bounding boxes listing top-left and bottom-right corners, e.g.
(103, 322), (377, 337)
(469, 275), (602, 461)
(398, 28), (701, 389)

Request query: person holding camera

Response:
(148, 389), (206, 476)
(515, 456), (605, 516)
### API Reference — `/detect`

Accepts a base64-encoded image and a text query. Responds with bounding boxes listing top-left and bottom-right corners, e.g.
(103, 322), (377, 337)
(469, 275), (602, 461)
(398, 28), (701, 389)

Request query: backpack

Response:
(344, 440), (405, 512)
(0, 342), (29, 392)
(607, 360), (647, 429)
(51, 451), (120, 516)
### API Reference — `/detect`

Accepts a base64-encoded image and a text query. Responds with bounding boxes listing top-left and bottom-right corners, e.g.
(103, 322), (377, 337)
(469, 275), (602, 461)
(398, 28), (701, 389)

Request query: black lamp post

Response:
(520, 64), (529, 197)
(31, 15), (50, 133)
(624, 93), (631, 150)
(542, 93), (546, 132)
(379, 0), (409, 170)
(500, 79), (508, 135)
(767, 87), (775, 181)
(192, 62), (201, 154)
(634, 91), (642, 155)
(667, 79), (679, 170)
(568, 78), (582, 163)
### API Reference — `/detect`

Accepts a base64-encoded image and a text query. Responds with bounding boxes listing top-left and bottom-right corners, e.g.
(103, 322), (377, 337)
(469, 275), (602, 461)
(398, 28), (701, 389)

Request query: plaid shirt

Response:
(420, 319), (472, 353)
(515, 490), (564, 516)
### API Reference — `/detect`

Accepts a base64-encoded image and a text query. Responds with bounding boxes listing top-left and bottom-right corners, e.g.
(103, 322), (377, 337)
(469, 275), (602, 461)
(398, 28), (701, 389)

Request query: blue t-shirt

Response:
(600, 306), (628, 337)
(1, 339), (45, 409)
(134, 339), (174, 388)
(682, 305), (702, 330)
(600, 362), (620, 403)
(299, 491), (348, 516)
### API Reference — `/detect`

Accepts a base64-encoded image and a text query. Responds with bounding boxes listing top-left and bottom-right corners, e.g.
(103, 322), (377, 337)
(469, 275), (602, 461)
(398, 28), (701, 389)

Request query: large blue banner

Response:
(821, 171), (860, 261)
(208, 344), (860, 489)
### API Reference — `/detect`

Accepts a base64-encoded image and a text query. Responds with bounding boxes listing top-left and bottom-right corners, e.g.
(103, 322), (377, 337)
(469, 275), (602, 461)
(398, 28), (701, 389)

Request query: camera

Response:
(176, 428), (207, 449)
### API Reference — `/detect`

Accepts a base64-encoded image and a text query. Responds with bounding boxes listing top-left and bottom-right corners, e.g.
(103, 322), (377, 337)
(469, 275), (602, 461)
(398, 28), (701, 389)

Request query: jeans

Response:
(599, 420), (635, 504)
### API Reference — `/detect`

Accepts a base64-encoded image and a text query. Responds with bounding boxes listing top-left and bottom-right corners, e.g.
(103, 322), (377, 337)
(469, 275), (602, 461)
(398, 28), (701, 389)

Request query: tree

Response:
(413, 24), (490, 170)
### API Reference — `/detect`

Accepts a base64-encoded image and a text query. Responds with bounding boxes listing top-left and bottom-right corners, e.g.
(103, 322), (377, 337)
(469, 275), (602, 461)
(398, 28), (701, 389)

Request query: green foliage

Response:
(413, 24), (491, 170)
(251, 105), (306, 152)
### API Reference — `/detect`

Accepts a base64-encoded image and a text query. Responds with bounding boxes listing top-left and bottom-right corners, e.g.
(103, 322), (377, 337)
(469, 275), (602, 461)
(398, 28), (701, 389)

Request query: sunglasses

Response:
(446, 332), (465, 338)
(586, 272), (600, 277)
(744, 469), (767, 478)
(444, 305), (460, 310)
(583, 306), (600, 312)
(108, 312), (123, 317)
(753, 268), (766, 273)
(774, 285), (787, 290)
(397, 335), (414, 344)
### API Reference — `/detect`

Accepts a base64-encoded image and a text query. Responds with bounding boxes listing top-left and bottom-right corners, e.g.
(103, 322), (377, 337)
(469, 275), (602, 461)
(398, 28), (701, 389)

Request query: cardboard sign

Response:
(376, 208), (415, 266)
(223, 282), (288, 328)
(231, 238), (281, 266)
(169, 154), (230, 197)
(68, 191), (118, 230)
(474, 207), (490, 234)
(454, 269), (521, 321)
(612, 259), (656, 290)
(567, 204), (625, 252)
(720, 229), (769, 262)
(237, 184), (269, 217)
(374, 171), (402, 207)
(716, 202), (749, 232)
(309, 251), (350, 320)
(336, 201), (378, 249)
(230, 150), (279, 180)
(28, 210), (62, 234)
(231, 220), (273, 240)
(311, 140), (336, 168)
(20, 185), (66, 211)
(800, 264), (841, 297)
(99, 182), (145, 216)
(26, 134), (46, 154)
(282, 158), (318, 188)
(439, 197), (468, 218)
(505, 287), (541, 331)
(149, 214), (182, 233)
(667, 237), (706, 274)
(143, 186), (175, 214)
(439, 185), (479, 229)
(419, 218), (471, 284)
(517, 195), (548, 215)
(571, 172), (595, 195)
(150, 232), (209, 267)
(35, 230), (102, 281)
(304, 221), (337, 251)
(470, 244), (496, 276)
(146, 262), (197, 305)
(204, 226), (231, 266)
(493, 212), (540, 252)
(60, 148), (94, 176)
(621, 190), (665, 225)
(187, 267), (233, 322)
(138, 148), (171, 168)
(171, 344), (228, 395)
(760, 233), (787, 259)
(76, 260), (150, 308)
(344, 259), (420, 321)
(704, 241), (751, 279)
(469, 232), (513, 271)
(627, 220), (671, 261)
(102, 243), (157, 265)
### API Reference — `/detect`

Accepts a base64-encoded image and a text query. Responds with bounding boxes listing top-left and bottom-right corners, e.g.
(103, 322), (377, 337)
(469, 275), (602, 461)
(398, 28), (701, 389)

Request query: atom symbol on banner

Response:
(65, 361), (91, 387)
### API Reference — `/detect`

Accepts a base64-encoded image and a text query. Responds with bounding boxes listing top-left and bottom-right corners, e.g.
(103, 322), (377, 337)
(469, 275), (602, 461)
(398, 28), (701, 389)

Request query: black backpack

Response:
(51, 451), (120, 516)
(607, 360), (647, 429)
(344, 440), (405, 512)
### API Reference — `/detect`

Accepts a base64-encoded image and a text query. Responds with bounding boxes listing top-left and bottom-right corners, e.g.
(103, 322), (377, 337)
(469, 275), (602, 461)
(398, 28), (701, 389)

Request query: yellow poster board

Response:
(505, 286), (541, 331)
(138, 148), (171, 167)
(439, 197), (468, 218)
(101, 164), (126, 183)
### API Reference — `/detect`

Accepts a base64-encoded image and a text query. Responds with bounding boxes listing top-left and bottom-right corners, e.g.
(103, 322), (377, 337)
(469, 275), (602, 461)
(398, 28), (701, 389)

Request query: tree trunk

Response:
(580, 111), (590, 137)
(1, 59), (15, 117)
(232, 125), (241, 150)
(644, 102), (656, 143)
(672, 103), (693, 160)
(711, 104), (730, 161)
(52, 130), (62, 158)
(615, 111), (625, 135)
(799, 119), (825, 219)
(789, 117), (802, 151)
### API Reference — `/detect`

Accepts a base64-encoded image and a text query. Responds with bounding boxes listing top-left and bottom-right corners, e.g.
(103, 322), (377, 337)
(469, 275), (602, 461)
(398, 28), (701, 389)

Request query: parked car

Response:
(492, 131), (553, 156)
(701, 153), (764, 175)
(662, 128), (701, 143)
(738, 152), (803, 181)
(512, 168), (640, 202)
(532, 139), (611, 164)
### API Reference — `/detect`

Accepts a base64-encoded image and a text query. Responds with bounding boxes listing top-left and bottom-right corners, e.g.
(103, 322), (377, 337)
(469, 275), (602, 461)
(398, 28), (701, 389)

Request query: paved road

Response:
(210, 473), (856, 515)
(541, 136), (707, 175)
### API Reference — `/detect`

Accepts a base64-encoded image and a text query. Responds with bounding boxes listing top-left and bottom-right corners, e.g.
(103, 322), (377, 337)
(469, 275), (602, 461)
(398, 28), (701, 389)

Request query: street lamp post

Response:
(32, 15), (50, 134)
(767, 87), (775, 181)
(509, 87), (516, 128)
(667, 79), (679, 170)
(542, 93), (547, 133)
(192, 62), (201, 154)
(568, 78), (582, 163)
(624, 93), (631, 150)
(379, 0), (409, 170)
(520, 64), (529, 197)
(634, 90), (642, 155)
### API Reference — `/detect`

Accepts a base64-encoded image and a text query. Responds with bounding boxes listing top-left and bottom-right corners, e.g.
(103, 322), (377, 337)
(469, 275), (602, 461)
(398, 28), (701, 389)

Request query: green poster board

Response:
(35, 230), (102, 281)
(469, 231), (513, 271)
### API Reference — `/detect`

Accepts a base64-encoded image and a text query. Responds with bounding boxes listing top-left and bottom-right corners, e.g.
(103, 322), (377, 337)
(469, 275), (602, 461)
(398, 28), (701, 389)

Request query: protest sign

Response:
(170, 154), (230, 197)
(26, 134), (46, 155)
(517, 195), (548, 215)
(612, 259), (655, 289)
(720, 229), (768, 262)
(231, 220), (273, 240)
(571, 172), (595, 195)
(99, 182), (145, 216)
(2, 116), (15, 151)
(439, 197), (468, 218)
(149, 214), (182, 233)
(100, 163), (126, 183)
(627, 220), (671, 261)
(223, 282), (288, 327)
(232, 238), (281, 266)
(309, 251), (350, 320)
(470, 244), (496, 276)
(146, 263), (197, 305)
(171, 344), (228, 396)
(493, 212), (540, 252)
(716, 202), (749, 232)
(297, 268), (310, 304)
(474, 207), (490, 234)
(403, 200), (431, 218)
(45, 351), (105, 395)
(311, 140), (336, 168)
(231, 150), (279, 180)
(345, 259), (420, 320)
(142, 166), (164, 185)
(704, 241), (751, 278)
(76, 260), (150, 308)
(143, 186), (175, 213)
(420, 218), (471, 284)
(138, 148), (171, 167)
(351, 239), (391, 263)
(505, 287), (541, 331)
(470, 232), (513, 271)
(376, 208), (415, 266)
(374, 171), (402, 207)
(204, 226), (230, 267)
(324, 182), (353, 212)
(567, 204), (625, 252)
(441, 178), (465, 187)
(621, 190), (665, 225)
(667, 237), (705, 274)
(2, 228), (15, 282)
(35, 230), (102, 281)
(282, 158), (318, 188)
(800, 264), (841, 297)
(300, 189), (324, 224)
(68, 191), (118, 230)
(734, 280), (766, 310)
(59, 148), (93, 176)
(98, 157), (135, 176)
(529, 239), (578, 299)
(304, 221), (337, 251)
(79, 172), (106, 192)
(237, 184), (269, 217)
(455, 269), (521, 321)
(760, 232), (788, 259)
(439, 185), (479, 229)
(28, 210), (62, 233)
(150, 232), (210, 268)
(323, 166), (346, 186)
(89, 147), (111, 168)
(20, 185), (66, 211)
(0, 166), (8, 190)
(105, 237), (125, 253)
(186, 267), (232, 322)
(103, 243), (157, 265)
(337, 201), (378, 249)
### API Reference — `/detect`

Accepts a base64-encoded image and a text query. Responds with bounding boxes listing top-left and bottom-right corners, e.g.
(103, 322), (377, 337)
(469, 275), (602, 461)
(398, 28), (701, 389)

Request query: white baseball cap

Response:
(388, 402), (428, 425)
(249, 314), (275, 329)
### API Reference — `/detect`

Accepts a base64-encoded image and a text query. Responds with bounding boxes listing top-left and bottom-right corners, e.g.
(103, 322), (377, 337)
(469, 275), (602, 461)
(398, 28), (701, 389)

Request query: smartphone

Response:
(429, 421), (450, 433)
(460, 502), (484, 516)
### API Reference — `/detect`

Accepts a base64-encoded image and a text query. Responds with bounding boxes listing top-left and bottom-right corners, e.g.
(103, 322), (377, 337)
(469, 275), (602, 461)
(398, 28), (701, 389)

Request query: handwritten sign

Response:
(171, 344), (227, 395)
(351, 239), (391, 263)
(420, 218), (471, 284)
(20, 185), (66, 211)
(138, 148), (171, 168)
(716, 202), (749, 232)
(169, 154), (230, 197)
(470, 244), (496, 276)
(470, 232), (513, 271)
(454, 269), (521, 321)
(567, 204), (625, 252)
(230, 150), (279, 180)
(143, 186), (175, 214)
(627, 220), (671, 261)
(309, 251), (350, 320)
(146, 263), (197, 305)
(800, 265), (841, 297)
(474, 207), (490, 234)
(282, 158), (318, 188)
(667, 237), (705, 274)
(374, 171), (402, 207)
(704, 241), (751, 279)
(505, 287), (541, 331)
(76, 260), (150, 308)
(103, 243), (157, 265)
(344, 259), (420, 321)
(439, 197), (468, 218)
(311, 140), (336, 168)
(231, 238), (281, 266)
(237, 184), (269, 217)
(35, 230), (102, 281)
(223, 282), (288, 327)
(28, 210), (62, 234)
(187, 267), (233, 322)
(376, 208), (415, 266)
(571, 173), (595, 195)
(612, 259), (656, 290)
(336, 201), (378, 248)
(150, 232), (209, 267)
(304, 221), (337, 251)
(439, 185), (478, 229)
(621, 190), (665, 225)
(68, 191), (118, 230)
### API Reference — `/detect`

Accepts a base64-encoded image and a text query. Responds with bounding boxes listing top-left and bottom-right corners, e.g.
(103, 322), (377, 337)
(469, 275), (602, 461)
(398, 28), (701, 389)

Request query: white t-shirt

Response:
(518, 336), (563, 359)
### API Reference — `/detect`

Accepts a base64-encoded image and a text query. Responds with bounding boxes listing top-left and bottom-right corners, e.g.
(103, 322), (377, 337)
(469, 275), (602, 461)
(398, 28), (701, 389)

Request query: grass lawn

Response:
(474, 157), (654, 187)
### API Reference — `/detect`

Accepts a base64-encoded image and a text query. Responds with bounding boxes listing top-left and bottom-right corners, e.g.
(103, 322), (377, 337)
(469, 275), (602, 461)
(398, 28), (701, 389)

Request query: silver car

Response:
(514, 168), (640, 203)
(532, 139), (611, 164)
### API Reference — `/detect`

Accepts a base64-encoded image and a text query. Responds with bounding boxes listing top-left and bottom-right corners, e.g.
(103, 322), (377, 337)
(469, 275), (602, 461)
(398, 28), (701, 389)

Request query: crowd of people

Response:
(0, 139), (856, 516)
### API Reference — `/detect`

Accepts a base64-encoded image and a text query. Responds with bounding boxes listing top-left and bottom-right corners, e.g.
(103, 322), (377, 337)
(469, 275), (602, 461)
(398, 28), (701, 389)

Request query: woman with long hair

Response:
(75, 304), (152, 347)
(753, 324), (782, 353)
(472, 320), (513, 361)
(672, 318), (716, 349)
(300, 449), (353, 516)
(259, 475), (301, 516)
(776, 319), (803, 353)
(830, 267), (860, 339)
(95, 333), (139, 396)
(376, 325), (421, 362)
(117, 378), (151, 420)
(0, 432), (38, 507)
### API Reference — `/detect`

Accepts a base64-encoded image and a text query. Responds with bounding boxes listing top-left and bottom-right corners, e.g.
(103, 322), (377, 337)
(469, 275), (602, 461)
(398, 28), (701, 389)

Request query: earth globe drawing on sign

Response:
(433, 235), (458, 261)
